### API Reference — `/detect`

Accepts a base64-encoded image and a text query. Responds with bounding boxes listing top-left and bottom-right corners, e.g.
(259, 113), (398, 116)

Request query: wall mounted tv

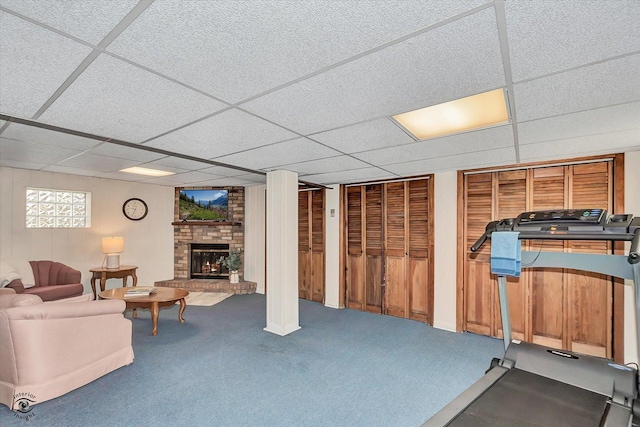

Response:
(179, 189), (228, 221)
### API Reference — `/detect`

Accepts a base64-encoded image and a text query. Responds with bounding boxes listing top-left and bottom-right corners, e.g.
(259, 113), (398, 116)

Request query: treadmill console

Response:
(470, 209), (640, 262)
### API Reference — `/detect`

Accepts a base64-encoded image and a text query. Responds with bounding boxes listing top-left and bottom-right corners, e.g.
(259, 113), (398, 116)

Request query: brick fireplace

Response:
(155, 186), (255, 294)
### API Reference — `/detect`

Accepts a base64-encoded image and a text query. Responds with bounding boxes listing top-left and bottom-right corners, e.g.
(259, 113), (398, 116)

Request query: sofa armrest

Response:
(5, 299), (125, 320)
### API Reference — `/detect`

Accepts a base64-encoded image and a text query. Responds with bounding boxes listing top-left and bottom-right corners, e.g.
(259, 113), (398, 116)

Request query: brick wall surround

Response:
(173, 187), (245, 280)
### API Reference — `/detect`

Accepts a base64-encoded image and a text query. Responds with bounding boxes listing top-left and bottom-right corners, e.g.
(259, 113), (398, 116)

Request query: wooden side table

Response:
(90, 265), (138, 300)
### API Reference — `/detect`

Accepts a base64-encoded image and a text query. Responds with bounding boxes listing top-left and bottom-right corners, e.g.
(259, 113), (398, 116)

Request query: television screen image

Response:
(179, 189), (229, 221)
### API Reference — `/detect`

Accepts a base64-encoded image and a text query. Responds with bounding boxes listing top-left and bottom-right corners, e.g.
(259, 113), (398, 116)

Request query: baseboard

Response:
(433, 321), (457, 333)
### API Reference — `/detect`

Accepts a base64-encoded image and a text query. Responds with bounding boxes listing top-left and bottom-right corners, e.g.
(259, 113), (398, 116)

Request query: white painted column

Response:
(324, 185), (341, 309)
(264, 170), (301, 336)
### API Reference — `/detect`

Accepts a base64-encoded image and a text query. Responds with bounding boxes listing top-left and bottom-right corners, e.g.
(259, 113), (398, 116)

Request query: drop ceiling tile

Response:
(0, 11), (93, 117)
(354, 125), (513, 166)
(214, 138), (341, 170)
(242, 8), (505, 135)
(86, 143), (165, 162)
(506, 0), (640, 82)
(197, 166), (257, 178)
(188, 176), (261, 187)
(38, 54), (227, 143)
(96, 170), (149, 182)
(0, 137), (82, 164)
(1, 0), (138, 44)
(41, 164), (106, 177)
(168, 171), (225, 184)
(265, 155), (371, 176)
(311, 118), (415, 153)
(302, 167), (397, 185)
(145, 109), (298, 158)
(384, 147), (516, 175)
(514, 54), (640, 122)
(145, 157), (210, 171)
(107, 0), (486, 103)
(235, 173), (267, 183)
(518, 102), (640, 145)
(0, 158), (48, 170)
(520, 129), (640, 163)
(55, 152), (139, 172)
(1, 123), (102, 150)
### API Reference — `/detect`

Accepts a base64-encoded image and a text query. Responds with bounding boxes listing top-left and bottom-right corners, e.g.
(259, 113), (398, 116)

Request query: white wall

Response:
(624, 150), (640, 364)
(0, 167), (174, 295)
(244, 184), (266, 294)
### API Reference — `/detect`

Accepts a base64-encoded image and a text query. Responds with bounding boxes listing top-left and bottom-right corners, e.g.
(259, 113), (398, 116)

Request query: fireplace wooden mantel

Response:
(171, 221), (242, 226)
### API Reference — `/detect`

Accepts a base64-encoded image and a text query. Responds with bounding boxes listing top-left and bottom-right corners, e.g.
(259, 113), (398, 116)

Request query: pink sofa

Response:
(5, 260), (83, 301)
(0, 289), (134, 410)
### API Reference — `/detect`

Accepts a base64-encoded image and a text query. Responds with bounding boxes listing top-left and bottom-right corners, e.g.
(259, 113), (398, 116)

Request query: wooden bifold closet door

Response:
(298, 189), (325, 303)
(461, 156), (623, 359)
(345, 178), (434, 323)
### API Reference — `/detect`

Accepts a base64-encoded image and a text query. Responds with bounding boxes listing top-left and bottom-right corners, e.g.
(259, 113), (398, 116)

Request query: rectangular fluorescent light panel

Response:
(119, 166), (175, 177)
(392, 88), (509, 140)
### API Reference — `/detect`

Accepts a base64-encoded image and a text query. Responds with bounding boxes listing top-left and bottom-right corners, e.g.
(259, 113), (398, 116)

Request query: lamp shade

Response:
(102, 237), (124, 254)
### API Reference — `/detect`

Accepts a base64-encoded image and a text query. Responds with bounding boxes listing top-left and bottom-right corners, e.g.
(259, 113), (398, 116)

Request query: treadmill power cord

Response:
(521, 240), (546, 268)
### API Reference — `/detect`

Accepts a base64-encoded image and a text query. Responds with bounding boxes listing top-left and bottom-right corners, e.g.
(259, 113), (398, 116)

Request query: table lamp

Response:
(102, 237), (124, 269)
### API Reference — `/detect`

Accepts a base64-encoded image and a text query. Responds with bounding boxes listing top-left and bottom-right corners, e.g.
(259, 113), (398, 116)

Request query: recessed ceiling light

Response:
(392, 88), (509, 140)
(119, 166), (175, 177)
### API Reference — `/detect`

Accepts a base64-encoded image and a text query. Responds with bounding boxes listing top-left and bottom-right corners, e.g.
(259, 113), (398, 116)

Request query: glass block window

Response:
(26, 187), (91, 228)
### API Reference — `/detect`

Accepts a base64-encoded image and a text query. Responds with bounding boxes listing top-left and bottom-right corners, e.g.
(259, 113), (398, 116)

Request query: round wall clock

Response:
(122, 198), (148, 221)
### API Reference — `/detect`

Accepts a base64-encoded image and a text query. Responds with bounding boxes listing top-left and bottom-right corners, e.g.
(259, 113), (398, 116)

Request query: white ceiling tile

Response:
(86, 143), (165, 162)
(0, 137), (82, 164)
(518, 102), (640, 145)
(384, 147), (516, 175)
(169, 171), (227, 184)
(145, 109), (297, 157)
(506, 0), (640, 81)
(197, 166), (255, 177)
(0, 11), (93, 117)
(0, 158), (48, 170)
(311, 118), (415, 153)
(353, 125), (514, 166)
(145, 157), (209, 171)
(1, 0), (138, 44)
(0, 123), (102, 150)
(241, 8), (505, 134)
(302, 167), (397, 185)
(55, 152), (139, 172)
(514, 54), (640, 122)
(214, 138), (341, 170)
(188, 176), (262, 187)
(95, 170), (149, 182)
(38, 54), (227, 143)
(107, 0), (486, 102)
(266, 155), (372, 176)
(520, 129), (640, 163)
(41, 164), (106, 177)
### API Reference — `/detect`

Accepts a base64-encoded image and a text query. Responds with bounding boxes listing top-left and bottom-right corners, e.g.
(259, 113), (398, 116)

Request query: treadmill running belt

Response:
(447, 368), (608, 427)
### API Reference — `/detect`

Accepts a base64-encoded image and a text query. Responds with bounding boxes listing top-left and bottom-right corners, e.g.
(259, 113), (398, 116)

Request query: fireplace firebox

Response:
(190, 243), (230, 279)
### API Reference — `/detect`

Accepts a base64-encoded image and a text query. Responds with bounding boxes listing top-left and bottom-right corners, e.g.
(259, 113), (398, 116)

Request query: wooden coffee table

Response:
(99, 287), (188, 336)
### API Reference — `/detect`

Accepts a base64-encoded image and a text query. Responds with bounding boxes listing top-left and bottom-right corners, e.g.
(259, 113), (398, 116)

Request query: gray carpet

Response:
(0, 294), (502, 426)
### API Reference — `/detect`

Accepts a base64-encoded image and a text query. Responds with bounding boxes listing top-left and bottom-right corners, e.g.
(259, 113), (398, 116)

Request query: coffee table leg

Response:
(178, 298), (186, 323)
(151, 302), (159, 336)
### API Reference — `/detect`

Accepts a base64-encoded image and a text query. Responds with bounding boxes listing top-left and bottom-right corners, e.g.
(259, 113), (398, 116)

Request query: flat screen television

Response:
(178, 189), (229, 221)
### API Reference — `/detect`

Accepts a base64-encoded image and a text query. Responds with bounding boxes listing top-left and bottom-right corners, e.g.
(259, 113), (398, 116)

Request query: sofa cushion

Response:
(24, 283), (84, 302)
(0, 294), (43, 309)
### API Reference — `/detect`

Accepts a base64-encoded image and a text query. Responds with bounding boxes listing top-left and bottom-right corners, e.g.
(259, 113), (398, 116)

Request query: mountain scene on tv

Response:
(179, 190), (229, 221)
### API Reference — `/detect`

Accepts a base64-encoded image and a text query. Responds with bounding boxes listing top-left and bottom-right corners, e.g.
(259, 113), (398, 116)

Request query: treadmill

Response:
(423, 209), (640, 427)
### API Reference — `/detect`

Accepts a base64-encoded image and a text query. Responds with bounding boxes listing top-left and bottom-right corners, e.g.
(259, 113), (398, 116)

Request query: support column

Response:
(264, 170), (301, 336)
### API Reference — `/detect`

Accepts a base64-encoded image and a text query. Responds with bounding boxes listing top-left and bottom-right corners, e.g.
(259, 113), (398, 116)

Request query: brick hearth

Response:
(155, 279), (256, 294)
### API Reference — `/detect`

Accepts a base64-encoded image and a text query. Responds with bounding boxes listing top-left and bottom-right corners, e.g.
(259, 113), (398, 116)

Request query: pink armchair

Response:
(0, 289), (134, 410)
(5, 260), (84, 301)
